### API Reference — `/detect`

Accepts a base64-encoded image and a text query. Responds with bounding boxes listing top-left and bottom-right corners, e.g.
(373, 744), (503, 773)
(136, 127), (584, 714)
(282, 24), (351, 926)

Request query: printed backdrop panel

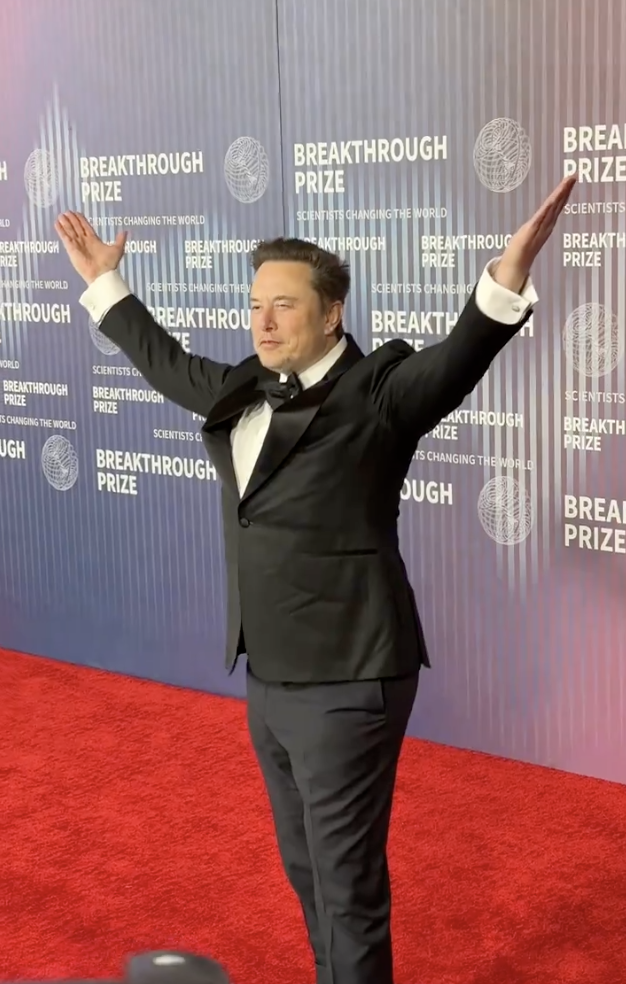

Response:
(0, 0), (282, 693)
(277, 0), (625, 782)
(0, 0), (624, 782)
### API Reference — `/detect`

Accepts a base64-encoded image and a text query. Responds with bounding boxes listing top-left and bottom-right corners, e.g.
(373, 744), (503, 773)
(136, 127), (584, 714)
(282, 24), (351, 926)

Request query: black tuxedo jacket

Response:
(98, 291), (530, 683)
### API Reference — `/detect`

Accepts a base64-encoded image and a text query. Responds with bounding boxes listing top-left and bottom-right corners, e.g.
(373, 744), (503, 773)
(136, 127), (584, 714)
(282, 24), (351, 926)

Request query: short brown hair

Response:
(251, 237), (351, 333)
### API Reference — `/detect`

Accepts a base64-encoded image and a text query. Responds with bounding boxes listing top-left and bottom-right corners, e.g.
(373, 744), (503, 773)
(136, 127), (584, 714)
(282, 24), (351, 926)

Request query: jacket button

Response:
(239, 517), (250, 528)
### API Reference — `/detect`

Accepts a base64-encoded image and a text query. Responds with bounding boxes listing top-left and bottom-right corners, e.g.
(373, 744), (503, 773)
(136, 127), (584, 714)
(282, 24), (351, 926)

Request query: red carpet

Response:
(1, 649), (625, 984)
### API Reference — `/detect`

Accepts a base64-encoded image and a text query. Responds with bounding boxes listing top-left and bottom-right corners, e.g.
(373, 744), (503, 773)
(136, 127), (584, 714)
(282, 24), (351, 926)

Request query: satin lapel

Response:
(203, 358), (272, 430)
(240, 382), (332, 502)
(241, 334), (364, 503)
(201, 427), (238, 496)
(201, 357), (273, 497)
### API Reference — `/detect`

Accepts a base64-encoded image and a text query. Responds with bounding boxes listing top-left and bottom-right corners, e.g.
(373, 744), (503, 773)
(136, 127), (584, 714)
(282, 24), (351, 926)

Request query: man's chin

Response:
(257, 345), (286, 371)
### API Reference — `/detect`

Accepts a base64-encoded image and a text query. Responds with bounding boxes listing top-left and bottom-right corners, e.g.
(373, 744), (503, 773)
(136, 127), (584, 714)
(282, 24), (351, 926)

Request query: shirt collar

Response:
(280, 336), (347, 390)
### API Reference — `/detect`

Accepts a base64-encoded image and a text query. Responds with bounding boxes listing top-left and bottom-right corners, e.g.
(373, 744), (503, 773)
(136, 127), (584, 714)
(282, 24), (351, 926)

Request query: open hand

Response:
(493, 175), (576, 293)
(55, 212), (127, 285)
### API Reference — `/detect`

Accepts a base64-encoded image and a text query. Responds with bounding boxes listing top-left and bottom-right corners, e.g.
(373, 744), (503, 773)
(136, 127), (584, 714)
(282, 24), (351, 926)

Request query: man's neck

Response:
(289, 336), (341, 375)
(280, 335), (347, 388)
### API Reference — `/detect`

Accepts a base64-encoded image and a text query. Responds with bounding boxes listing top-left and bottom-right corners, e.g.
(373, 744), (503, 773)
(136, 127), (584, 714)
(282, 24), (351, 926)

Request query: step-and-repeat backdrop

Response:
(1, 0), (624, 783)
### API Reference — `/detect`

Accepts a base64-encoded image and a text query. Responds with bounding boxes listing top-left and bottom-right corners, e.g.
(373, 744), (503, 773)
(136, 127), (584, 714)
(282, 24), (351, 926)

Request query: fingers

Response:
(547, 174), (576, 206)
(55, 212), (84, 243)
(73, 212), (98, 239)
(55, 211), (96, 243)
(54, 215), (76, 247)
(521, 175), (575, 253)
(545, 176), (576, 224)
(532, 176), (576, 230)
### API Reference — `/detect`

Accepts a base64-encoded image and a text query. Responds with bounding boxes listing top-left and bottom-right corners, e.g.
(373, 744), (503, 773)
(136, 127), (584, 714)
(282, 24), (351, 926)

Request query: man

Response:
(56, 175), (575, 984)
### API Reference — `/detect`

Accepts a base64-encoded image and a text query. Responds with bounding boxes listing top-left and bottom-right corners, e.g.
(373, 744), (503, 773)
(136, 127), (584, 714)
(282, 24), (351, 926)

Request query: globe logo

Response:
(562, 302), (624, 378)
(224, 137), (270, 204)
(88, 316), (120, 356)
(24, 148), (59, 208)
(473, 119), (532, 193)
(477, 476), (534, 545)
(41, 435), (79, 491)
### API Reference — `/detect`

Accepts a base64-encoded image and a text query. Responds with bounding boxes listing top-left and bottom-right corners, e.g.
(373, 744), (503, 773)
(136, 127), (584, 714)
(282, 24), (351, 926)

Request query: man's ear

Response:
(324, 301), (343, 335)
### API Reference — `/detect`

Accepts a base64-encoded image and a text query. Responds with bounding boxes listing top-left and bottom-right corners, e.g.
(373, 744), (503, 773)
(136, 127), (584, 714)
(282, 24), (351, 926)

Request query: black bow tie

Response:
(260, 373), (302, 410)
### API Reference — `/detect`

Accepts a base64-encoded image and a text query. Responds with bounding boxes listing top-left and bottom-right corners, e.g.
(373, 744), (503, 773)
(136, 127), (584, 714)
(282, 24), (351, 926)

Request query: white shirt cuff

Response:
(79, 269), (132, 324)
(475, 258), (539, 325)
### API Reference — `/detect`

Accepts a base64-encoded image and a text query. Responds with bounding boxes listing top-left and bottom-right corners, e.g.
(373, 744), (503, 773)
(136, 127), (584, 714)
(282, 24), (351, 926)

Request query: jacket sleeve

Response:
(80, 270), (232, 416)
(372, 260), (538, 439)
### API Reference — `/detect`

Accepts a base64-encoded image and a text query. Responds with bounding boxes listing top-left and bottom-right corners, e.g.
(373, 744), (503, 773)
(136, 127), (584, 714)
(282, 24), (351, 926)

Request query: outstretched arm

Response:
(374, 175), (576, 438)
(56, 213), (231, 417)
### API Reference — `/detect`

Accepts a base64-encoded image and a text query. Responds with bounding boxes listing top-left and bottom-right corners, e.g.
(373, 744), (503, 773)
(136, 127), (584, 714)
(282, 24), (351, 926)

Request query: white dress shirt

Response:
(80, 261), (538, 495)
(230, 338), (347, 493)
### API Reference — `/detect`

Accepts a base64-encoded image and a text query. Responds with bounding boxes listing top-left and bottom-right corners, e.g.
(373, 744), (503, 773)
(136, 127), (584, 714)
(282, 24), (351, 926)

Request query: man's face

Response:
(250, 261), (341, 374)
